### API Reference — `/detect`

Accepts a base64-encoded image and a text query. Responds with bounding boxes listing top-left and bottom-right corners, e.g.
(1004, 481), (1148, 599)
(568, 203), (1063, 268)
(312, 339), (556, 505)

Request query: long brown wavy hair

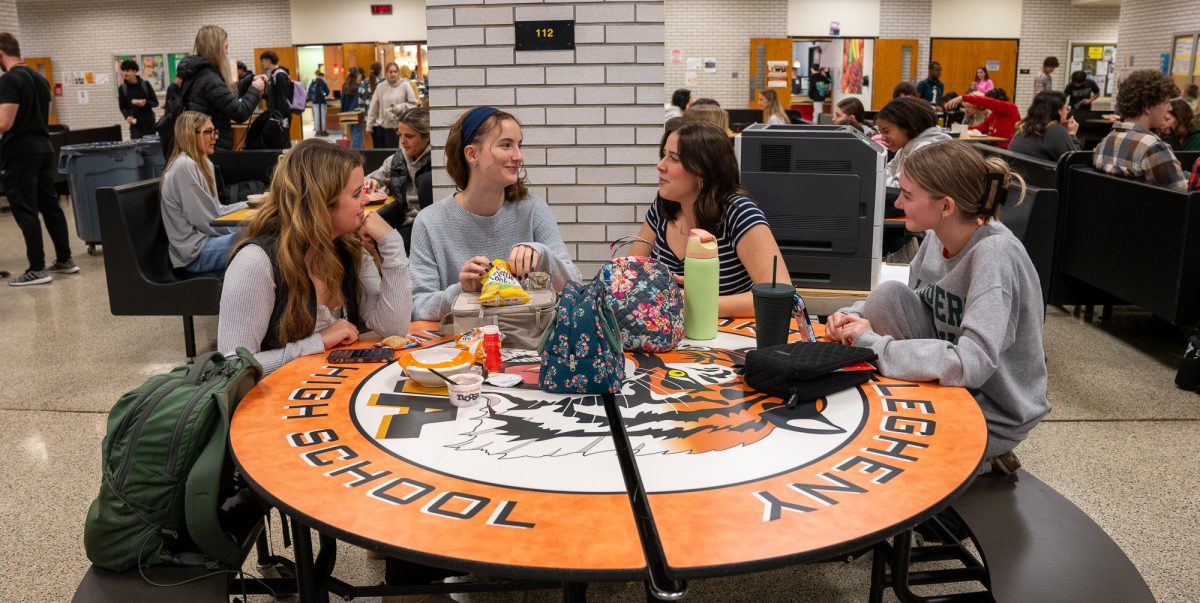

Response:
(242, 139), (366, 345)
(655, 121), (748, 233)
(165, 111), (216, 195)
(444, 108), (529, 203)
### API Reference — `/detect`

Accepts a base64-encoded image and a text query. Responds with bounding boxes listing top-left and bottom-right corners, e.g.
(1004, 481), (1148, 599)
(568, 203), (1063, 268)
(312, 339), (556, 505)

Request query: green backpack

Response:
(84, 349), (263, 572)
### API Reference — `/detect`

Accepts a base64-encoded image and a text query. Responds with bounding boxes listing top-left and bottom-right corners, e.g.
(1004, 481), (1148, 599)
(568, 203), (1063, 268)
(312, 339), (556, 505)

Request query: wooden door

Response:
(323, 45), (344, 95)
(931, 39), (1019, 100)
(872, 39), (917, 110)
(254, 46), (302, 142)
(748, 38), (793, 109)
(26, 57), (58, 125)
(343, 43), (376, 72)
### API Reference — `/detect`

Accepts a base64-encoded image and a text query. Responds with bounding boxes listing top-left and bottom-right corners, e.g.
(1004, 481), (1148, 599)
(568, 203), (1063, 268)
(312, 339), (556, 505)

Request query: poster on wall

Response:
(1172, 36), (1194, 74)
(841, 39), (863, 94)
(685, 71), (698, 87)
(703, 58), (717, 73)
(140, 53), (166, 91)
(767, 60), (789, 88)
(687, 57), (701, 71)
(167, 52), (189, 86)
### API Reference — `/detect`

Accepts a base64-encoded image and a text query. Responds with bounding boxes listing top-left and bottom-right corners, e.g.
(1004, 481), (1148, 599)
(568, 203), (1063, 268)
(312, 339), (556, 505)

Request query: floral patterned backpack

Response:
(538, 279), (625, 394)
(596, 237), (685, 353)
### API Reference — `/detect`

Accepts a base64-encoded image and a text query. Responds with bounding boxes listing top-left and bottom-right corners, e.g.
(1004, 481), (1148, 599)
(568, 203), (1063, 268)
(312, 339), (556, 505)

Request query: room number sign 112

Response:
(515, 20), (575, 51)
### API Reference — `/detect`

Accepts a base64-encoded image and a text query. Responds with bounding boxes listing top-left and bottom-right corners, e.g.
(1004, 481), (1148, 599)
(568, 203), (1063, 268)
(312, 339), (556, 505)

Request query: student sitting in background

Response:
(1160, 99), (1200, 151)
(629, 121), (786, 317)
(875, 96), (952, 187)
(759, 89), (789, 125)
(409, 107), (580, 321)
(833, 97), (873, 134)
(160, 111), (248, 273)
(666, 88), (690, 121)
(1093, 69), (1187, 190)
(682, 102), (732, 135)
(892, 81), (919, 99)
(826, 140), (1049, 472)
(945, 88), (1021, 148)
(364, 107), (432, 251)
(218, 139), (411, 375)
(1009, 91), (1081, 162)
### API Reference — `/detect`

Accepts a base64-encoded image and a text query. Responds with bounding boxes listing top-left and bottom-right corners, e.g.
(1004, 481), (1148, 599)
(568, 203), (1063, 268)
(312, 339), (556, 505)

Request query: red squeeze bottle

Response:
(482, 325), (502, 372)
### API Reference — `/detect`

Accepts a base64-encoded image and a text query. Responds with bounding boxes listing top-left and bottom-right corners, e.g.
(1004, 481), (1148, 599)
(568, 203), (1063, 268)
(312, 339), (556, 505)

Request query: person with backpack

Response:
(172, 25), (265, 153)
(308, 69), (330, 137)
(117, 59), (158, 139)
(218, 139), (413, 375)
(161, 111), (249, 273)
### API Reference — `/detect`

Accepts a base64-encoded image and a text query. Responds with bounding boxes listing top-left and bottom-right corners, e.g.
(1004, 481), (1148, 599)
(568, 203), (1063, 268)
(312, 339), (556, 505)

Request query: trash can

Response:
(135, 136), (166, 179)
(57, 140), (142, 255)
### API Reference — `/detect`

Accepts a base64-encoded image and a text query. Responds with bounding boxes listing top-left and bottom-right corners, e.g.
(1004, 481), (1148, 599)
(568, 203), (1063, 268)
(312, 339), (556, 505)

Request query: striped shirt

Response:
(645, 195), (769, 295)
(1093, 122), (1187, 191)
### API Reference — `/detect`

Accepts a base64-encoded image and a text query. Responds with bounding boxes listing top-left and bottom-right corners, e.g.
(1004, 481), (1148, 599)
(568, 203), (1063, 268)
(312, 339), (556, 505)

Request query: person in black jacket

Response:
(176, 25), (264, 152)
(117, 59), (158, 139)
(259, 50), (294, 127)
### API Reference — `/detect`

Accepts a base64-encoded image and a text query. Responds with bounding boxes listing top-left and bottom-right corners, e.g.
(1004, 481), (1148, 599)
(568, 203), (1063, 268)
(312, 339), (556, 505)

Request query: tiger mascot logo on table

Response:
(350, 328), (867, 494)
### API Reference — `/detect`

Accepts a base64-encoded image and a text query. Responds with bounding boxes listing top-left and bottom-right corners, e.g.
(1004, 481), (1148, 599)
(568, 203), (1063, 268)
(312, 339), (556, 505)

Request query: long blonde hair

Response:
(903, 140), (1025, 221)
(682, 104), (729, 132)
(165, 111), (216, 195)
(761, 89), (788, 124)
(194, 25), (233, 87)
(242, 139), (366, 346)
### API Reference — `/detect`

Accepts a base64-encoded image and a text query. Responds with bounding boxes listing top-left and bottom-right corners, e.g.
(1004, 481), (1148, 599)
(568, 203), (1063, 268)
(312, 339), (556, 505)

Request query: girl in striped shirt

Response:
(629, 121), (787, 317)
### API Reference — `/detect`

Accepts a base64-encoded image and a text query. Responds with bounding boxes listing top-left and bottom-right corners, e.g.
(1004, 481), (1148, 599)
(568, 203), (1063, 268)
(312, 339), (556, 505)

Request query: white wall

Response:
(880, 0), (932, 86)
(664, 0), (788, 109)
(930, 0), (1022, 38)
(17, 0), (291, 134)
(1115, 0), (1200, 79)
(788, 0), (880, 37)
(1015, 0), (1118, 111)
(290, 0), (426, 44)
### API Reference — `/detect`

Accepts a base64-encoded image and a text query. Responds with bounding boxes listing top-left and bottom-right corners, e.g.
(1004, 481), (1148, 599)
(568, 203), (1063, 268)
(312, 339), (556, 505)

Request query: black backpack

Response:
(155, 77), (196, 159)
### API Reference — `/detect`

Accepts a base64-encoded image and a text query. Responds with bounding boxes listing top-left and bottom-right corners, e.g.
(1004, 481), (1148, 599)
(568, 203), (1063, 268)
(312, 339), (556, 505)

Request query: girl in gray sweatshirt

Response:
(827, 140), (1050, 468)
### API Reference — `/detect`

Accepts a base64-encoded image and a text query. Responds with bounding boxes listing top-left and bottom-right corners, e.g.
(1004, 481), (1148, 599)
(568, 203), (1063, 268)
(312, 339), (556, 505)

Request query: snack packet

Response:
(478, 260), (531, 307)
(456, 327), (506, 362)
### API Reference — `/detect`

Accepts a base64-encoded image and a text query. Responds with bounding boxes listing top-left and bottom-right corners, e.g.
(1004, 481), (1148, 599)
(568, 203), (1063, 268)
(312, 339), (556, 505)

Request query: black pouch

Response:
(743, 342), (878, 406)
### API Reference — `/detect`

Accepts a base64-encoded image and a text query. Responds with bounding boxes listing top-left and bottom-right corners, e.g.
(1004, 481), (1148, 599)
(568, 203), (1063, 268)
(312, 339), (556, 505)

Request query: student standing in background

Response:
(1033, 56), (1059, 96)
(0, 32), (77, 285)
(308, 69), (330, 137)
(117, 59), (159, 139)
(917, 61), (944, 105)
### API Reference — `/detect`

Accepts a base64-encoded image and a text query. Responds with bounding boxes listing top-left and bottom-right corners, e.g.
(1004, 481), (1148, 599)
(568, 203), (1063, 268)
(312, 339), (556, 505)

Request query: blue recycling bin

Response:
(135, 135), (166, 179)
(57, 140), (142, 254)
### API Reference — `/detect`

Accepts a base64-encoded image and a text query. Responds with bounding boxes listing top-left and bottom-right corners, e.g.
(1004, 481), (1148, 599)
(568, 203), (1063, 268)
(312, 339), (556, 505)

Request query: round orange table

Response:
(230, 319), (987, 600)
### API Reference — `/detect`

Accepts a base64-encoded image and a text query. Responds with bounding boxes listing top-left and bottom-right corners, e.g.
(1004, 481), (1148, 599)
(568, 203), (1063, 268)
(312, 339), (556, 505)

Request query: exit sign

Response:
(370, 4), (392, 15)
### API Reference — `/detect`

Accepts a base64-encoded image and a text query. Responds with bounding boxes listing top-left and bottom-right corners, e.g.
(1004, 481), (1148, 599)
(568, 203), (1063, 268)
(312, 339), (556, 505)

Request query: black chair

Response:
(96, 179), (222, 359)
(66, 124), (122, 146)
(997, 183), (1058, 304)
(725, 108), (760, 132)
(361, 148), (395, 175)
(974, 144), (1059, 190)
(1052, 151), (1200, 325)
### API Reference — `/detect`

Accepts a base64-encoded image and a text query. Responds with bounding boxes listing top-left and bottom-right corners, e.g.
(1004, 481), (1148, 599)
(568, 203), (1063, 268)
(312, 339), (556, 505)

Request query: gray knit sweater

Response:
(217, 230), (412, 374)
(838, 221), (1050, 451)
(160, 154), (247, 268)
(409, 194), (582, 321)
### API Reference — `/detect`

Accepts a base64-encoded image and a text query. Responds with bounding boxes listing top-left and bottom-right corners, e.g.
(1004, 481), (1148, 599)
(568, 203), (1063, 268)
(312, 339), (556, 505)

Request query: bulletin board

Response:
(1068, 41), (1117, 98)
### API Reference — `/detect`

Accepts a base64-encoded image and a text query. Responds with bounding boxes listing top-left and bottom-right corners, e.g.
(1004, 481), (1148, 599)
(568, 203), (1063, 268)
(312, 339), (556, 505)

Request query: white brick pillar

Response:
(427, 0), (665, 276)
(0, 0), (18, 34)
(880, 0), (932, 86)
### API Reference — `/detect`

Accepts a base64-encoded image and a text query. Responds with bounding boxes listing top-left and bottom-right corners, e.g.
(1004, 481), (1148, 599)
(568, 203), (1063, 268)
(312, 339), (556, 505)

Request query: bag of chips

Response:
(479, 260), (532, 307)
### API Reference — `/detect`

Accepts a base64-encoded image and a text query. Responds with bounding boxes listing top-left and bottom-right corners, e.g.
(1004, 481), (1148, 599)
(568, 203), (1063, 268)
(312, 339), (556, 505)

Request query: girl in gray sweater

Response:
(160, 112), (247, 272)
(409, 107), (580, 321)
(218, 139), (412, 374)
(827, 140), (1050, 470)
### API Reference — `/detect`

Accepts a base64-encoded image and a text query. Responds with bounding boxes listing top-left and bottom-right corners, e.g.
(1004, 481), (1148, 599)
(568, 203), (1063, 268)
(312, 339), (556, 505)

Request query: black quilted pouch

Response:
(743, 342), (878, 406)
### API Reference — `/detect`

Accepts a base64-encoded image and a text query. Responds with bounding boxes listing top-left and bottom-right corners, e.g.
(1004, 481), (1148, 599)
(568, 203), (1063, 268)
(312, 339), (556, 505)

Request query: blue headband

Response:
(461, 106), (501, 149)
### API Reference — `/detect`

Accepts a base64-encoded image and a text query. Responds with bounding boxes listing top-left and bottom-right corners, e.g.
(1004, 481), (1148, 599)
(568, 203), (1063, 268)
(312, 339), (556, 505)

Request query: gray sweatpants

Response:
(860, 280), (1012, 473)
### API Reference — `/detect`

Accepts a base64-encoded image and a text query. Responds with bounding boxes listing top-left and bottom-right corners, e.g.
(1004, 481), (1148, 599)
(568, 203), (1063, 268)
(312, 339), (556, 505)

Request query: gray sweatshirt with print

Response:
(839, 221), (1050, 451)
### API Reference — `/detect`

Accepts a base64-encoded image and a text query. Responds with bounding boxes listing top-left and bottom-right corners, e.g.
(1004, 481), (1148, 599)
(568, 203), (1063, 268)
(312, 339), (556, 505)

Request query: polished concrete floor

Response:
(0, 201), (1196, 603)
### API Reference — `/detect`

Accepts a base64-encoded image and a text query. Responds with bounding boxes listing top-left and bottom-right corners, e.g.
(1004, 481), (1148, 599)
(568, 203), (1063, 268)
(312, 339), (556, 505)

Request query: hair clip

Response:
(978, 172), (1008, 216)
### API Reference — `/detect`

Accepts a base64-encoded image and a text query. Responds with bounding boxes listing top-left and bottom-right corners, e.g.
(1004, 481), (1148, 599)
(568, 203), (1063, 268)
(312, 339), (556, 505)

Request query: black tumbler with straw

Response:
(752, 256), (795, 348)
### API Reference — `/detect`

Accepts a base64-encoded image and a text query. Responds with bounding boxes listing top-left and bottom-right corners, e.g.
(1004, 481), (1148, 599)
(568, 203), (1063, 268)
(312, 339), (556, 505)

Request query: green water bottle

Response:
(684, 229), (719, 340)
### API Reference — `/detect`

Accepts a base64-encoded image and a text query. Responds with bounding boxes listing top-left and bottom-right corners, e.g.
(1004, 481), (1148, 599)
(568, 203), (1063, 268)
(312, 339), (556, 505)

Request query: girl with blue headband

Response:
(409, 107), (581, 321)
